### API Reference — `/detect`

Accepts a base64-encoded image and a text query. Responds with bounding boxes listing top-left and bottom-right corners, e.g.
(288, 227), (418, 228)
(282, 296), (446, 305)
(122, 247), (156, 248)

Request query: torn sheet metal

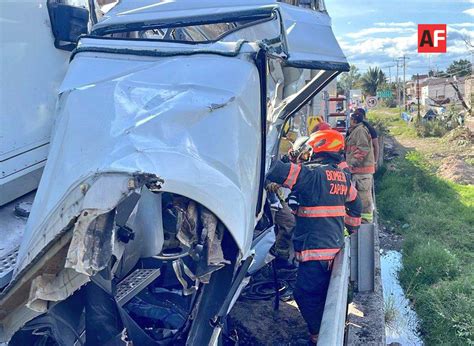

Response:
(13, 41), (262, 284)
(12, 173), (137, 280)
(279, 3), (349, 71)
(26, 269), (89, 313)
(65, 210), (115, 276)
(248, 226), (276, 275)
(93, 0), (277, 35)
(91, 1), (348, 72)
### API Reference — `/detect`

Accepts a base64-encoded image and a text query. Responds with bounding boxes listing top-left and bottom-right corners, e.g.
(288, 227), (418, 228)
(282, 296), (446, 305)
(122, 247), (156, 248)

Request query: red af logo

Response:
(418, 24), (447, 53)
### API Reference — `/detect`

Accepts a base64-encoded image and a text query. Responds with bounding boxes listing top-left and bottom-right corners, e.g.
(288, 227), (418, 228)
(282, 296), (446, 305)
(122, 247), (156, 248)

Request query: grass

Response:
(366, 107), (417, 139)
(384, 295), (398, 330)
(371, 107), (474, 345)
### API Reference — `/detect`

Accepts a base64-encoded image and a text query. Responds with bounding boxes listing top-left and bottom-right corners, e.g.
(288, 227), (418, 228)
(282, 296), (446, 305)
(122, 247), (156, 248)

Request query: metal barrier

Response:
(350, 224), (375, 292)
(317, 238), (350, 346)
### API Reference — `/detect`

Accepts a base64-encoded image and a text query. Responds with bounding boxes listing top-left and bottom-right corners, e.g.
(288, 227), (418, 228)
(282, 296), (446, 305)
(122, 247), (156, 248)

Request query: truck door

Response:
(265, 3), (349, 161)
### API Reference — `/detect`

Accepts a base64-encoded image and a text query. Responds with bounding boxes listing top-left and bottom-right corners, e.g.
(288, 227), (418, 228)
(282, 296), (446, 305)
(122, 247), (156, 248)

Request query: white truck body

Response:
(0, 1), (348, 343)
(0, 0), (71, 205)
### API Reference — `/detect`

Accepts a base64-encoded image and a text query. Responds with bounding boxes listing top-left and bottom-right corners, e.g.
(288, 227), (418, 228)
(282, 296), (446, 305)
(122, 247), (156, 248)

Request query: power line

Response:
(431, 66), (472, 78)
(394, 56), (409, 112)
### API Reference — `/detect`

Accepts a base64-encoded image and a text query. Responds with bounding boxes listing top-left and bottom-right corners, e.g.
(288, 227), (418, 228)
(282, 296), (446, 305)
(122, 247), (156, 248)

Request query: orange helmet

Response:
(307, 129), (345, 154)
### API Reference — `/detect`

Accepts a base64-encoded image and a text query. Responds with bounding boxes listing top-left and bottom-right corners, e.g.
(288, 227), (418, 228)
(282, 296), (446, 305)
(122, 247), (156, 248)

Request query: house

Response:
(420, 76), (466, 107)
(465, 76), (473, 110)
(406, 74), (429, 104)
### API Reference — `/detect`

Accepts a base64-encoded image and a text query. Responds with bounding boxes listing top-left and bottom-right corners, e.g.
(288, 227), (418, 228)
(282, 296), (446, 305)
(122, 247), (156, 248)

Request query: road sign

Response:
(366, 96), (378, 108)
(376, 90), (392, 99)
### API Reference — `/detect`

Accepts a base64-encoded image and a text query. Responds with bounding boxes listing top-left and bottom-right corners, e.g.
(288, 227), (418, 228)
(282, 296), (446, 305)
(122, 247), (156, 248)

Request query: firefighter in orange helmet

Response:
(267, 130), (362, 344)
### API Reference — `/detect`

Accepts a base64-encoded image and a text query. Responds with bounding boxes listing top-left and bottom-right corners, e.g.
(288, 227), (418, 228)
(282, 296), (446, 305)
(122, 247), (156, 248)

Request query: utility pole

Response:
(416, 73), (421, 123)
(395, 59), (401, 114)
(399, 55), (409, 111)
(403, 56), (406, 111)
(385, 65), (395, 83)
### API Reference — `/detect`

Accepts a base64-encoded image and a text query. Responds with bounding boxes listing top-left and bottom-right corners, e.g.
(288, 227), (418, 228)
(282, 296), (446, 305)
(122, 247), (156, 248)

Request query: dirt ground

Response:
(229, 265), (309, 345)
(230, 296), (309, 345)
(437, 156), (474, 185)
(384, 125), (474, 185)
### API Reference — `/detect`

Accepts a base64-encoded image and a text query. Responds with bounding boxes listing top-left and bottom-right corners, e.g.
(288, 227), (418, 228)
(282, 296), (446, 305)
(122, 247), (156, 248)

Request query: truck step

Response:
(115, 268), (161, 306)
(0, 246), (19, 289)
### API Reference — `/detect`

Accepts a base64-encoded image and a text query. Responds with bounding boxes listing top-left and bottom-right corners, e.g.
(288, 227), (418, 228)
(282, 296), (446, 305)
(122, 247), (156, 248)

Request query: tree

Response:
(428, 69), (445, 77)
(446, 59), (472, 77)
(338, 64), (361, 93)
(360, 67), (387, 96)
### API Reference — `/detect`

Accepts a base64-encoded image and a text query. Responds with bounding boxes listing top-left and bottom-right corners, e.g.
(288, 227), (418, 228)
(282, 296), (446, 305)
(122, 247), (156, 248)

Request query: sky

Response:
(325, 0), (474, 80)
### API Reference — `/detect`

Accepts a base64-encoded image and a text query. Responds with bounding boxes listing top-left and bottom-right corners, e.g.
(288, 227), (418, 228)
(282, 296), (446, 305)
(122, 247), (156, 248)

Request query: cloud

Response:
(341, 31), (418, 58)
(448, 26), (474, 42)
(327, 2), (377, 19)
(374, 22), (416, 28)
(463, 7), (474, 15)
(338, 25), (471, 77)
(450, 22), (474, 28)
(346, 27), (416, 40)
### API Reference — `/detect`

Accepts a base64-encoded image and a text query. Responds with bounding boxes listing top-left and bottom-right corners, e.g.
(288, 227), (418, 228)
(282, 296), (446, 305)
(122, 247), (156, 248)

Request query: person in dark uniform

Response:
(266, 130), (362, 344)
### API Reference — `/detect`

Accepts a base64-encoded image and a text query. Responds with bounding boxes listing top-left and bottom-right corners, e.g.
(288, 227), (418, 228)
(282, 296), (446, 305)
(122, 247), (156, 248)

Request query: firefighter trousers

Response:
(352, 173), (373, 222)
(293, 260), (332, 335)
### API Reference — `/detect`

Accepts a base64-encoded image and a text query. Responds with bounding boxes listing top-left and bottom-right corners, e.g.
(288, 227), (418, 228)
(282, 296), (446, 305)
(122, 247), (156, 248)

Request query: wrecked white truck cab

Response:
(0, 1), (348, 344)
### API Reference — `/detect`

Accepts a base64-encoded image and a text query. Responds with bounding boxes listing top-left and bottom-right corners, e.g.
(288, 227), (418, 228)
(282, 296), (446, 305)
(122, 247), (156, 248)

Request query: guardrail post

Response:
(350, 224), (375, 292)
(350, 233), (358, 283)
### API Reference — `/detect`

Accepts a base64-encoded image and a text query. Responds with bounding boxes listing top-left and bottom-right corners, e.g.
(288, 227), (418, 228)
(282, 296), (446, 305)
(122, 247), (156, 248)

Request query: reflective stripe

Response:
(350, 165), (375, 174)
(361, 212), (373, 222)
(283, 163), (301, 189)
(353, 148), (368, 155)
(296, 248), (340, 262)
(346, 183), (357, 202)
(297, 205), (346, 217)
(344, 214), (361, 227)
(338, 161), (349, 170)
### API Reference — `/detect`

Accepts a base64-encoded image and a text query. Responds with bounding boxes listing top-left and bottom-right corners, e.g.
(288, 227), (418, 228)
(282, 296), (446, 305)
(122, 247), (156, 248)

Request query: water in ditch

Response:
(381, 250), (423, 345)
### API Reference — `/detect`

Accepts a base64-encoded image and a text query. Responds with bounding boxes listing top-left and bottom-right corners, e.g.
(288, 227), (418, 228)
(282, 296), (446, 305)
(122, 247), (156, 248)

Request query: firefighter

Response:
(345, 111), (376, 223)
(351, 108), (379, 170)
(266, 130), (362, 344)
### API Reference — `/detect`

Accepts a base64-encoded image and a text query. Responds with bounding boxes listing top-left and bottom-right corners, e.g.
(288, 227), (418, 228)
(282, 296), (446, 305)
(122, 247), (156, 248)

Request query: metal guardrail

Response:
(319, 176), (378, 344)
(318, 238), (350, 346)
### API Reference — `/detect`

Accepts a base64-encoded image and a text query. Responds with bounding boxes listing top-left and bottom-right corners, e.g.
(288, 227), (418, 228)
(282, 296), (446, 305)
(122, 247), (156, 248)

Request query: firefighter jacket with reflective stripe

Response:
(267, 159), (362, 262)
(346, 122), (375, 174)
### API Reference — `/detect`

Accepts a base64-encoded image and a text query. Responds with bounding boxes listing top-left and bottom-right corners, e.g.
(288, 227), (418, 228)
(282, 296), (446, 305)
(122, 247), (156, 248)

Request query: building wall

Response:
(465, 77), (473, 110)
(422, 79), (465, 107)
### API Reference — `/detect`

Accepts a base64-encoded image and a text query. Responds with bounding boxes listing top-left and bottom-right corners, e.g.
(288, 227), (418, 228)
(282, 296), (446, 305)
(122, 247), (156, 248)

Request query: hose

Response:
(241, 279), (289, 301)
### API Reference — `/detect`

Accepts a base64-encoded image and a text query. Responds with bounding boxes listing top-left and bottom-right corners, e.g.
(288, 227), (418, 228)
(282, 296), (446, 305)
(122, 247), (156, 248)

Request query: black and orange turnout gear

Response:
(267, 159), (362, 261)
(267, 152), (362, 336)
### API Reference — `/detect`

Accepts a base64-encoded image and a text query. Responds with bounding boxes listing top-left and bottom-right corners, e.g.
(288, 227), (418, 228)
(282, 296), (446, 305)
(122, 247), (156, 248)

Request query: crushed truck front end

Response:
(0, 1), (349, 344)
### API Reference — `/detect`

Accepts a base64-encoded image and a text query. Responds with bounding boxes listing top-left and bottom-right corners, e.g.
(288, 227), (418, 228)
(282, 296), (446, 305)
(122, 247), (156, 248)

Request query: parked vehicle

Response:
(0, 1), (348, 344)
